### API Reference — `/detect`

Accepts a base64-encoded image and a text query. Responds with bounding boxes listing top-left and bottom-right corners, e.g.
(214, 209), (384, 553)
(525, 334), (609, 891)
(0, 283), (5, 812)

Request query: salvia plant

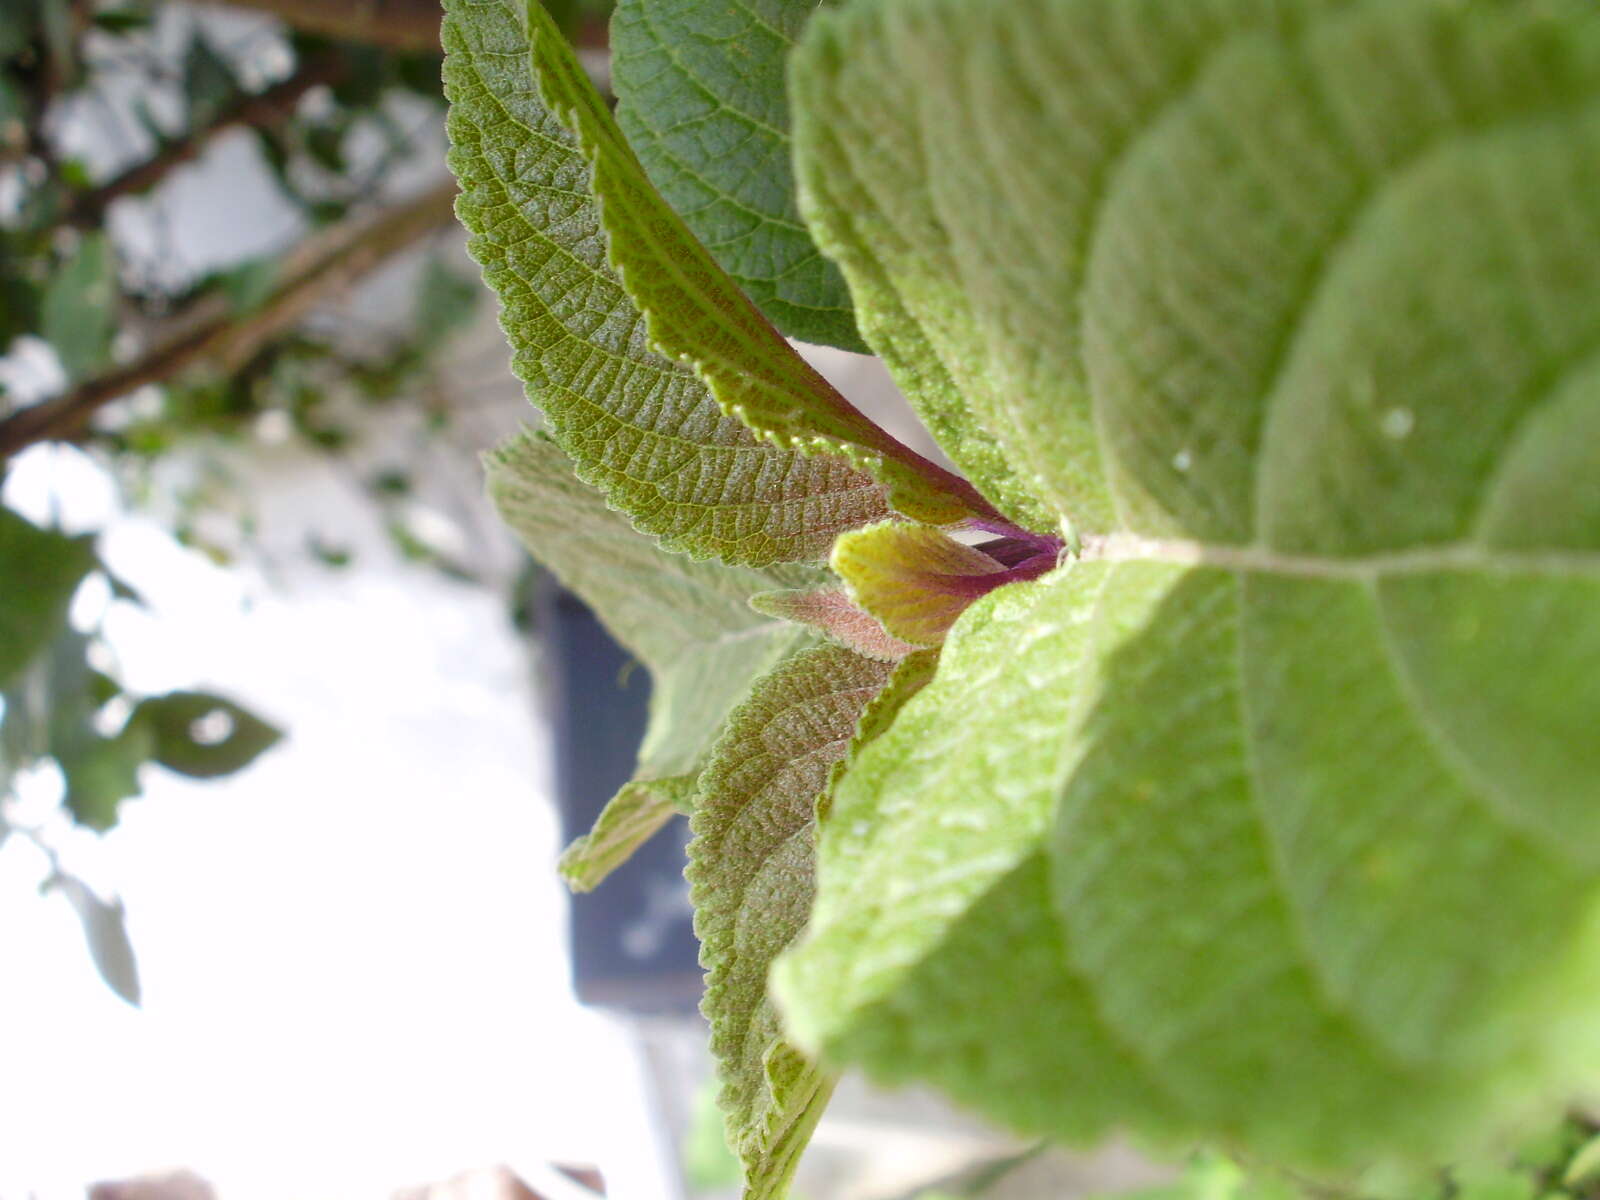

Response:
(441, 0), (1600, 1195)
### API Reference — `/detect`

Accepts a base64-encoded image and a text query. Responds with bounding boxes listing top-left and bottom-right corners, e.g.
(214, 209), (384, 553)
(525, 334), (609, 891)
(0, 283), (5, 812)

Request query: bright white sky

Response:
(0, 444), (672, 1198)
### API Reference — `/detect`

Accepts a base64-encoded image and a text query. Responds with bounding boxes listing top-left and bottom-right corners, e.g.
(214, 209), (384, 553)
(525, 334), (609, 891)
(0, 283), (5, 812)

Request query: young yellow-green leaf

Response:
(612, 0), (865, 353)
(443, 0), (887, 565)
(690, 643), (895, 1199)
(489, 432), (817, 885)
(830, 521), (1007, 648)
(779, 0), (1600, 1173)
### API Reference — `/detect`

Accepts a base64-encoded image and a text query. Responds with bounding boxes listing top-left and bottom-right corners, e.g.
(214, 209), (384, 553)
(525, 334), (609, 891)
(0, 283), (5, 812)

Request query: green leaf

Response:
(788, 7), (1087, 534)
(611, 0), (865, 352)
(779, 0), (1600, 1172)
(830, 520), (1008, 649)
(690, 643), (896, 1199)
(558, 775), (691, 893)
(217, 257), (279, 316)
(130, 691), (282, 779)
(183, 33), (239, 124)
(489, 431), (819, 885)
(443, 0), (892, 565)
(443, 0), (999, 560)
(0, 507), (96, 690)
(1565, 1137), (1600, 1189)
(40, 233), (116, 382)
(61, 725), (150, 831)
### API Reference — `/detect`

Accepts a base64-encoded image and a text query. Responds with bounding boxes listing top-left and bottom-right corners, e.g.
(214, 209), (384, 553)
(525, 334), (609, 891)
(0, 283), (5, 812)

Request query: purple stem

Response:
(936, 548), (1061, 599)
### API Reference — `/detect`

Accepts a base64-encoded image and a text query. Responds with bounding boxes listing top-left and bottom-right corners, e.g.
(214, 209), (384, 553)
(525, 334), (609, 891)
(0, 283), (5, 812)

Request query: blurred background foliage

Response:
(0, 0), (611, 1002)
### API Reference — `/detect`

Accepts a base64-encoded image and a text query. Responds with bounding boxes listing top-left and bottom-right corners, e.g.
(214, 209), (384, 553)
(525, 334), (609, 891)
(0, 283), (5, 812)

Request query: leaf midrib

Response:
(1075, 533), (1600, 580)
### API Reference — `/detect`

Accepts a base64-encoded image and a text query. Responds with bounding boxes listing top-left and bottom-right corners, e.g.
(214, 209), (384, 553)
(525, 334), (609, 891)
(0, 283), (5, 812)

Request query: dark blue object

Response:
(537, 579), (703, 1013)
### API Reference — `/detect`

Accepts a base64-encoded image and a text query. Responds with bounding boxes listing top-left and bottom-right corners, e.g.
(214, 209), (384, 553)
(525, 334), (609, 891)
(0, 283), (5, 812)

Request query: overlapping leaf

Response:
(445, 0), (1000, 553)
(691, 643), (920, 1199)
(488, 432), (818, 887)
(443, 0), (887, 565)
(778, 0), (1600, 1172)
(612, 0), (864, 352)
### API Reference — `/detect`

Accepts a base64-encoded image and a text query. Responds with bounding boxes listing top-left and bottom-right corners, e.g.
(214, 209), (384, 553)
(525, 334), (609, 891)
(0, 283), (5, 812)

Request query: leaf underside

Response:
(690, 643), (898, 1200)
(778, 0), (1600, 1174)
(749, 584), (916, 663)
(488, 431), (817, 886)
(611, 0), (866, 352)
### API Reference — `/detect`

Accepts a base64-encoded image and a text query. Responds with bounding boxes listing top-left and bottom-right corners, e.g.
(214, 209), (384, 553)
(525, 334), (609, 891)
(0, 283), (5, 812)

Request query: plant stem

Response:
(171, 0), (445, 52)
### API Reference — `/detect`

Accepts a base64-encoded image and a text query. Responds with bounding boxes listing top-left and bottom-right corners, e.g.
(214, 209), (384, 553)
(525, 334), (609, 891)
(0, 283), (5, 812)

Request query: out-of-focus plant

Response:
(0, 0), (608, 999)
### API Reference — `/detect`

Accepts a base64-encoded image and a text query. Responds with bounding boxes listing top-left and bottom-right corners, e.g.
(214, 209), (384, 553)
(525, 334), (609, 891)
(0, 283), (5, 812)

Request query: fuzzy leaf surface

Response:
(612, 0), (864, 352)
(779, 0), (1600, 1171)
(691, 643), (895, 1199)
(749, 585), (914, 663)
(443, 0), (888, 564)
(489, 432), (816, 885)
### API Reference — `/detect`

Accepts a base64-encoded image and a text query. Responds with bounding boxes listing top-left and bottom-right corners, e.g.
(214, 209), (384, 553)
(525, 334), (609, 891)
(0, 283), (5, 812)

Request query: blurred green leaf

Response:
(0, 507), (96, 690)
(32, 630), (143, 831)
(0, 2), (38, 59)
(61, 724), (149, 831)
(182, 33), (238, 123)
(40, 232), (116, 381)
(38, 0), (74, 84)
(684, 1079), (742, 1192)
(329, 45), (387, 108)
(303, 120), (348, 173)
(0, 76), (25, 153)
(369, 468), (411, 497)
(91, 10), (153, 36)
(413, 255), (478, 350)
(217, 257), (279, 316)
(306, 534), (353, 568)
(130, 690), (282, 779)
(1563, 1134), (1600, 1188)
(0, 271), (41, 349)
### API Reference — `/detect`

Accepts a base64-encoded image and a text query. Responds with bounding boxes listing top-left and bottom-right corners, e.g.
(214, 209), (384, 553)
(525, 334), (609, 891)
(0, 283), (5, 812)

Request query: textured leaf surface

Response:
(490, 432), (816, 884)
(444, 0), (887, 564)
(779, 0), (1600, 1171)
(612, 0), (864, 352)
(749, 585), (914, 663)
(557, 777), (693, 893)
(690, 643), (894, 1199)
